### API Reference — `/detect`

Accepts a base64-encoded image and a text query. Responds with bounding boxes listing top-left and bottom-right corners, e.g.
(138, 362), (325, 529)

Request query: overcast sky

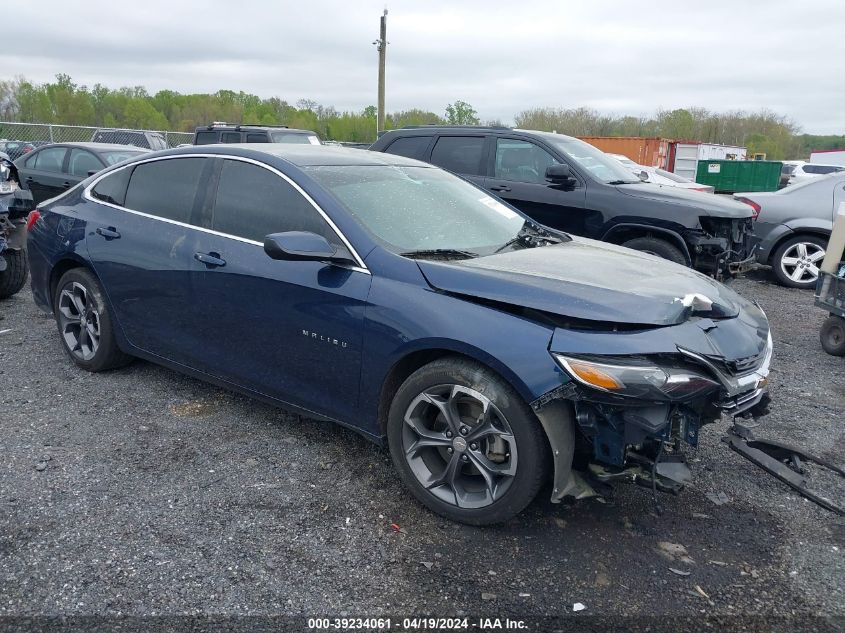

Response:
(4, 0), (842, 133)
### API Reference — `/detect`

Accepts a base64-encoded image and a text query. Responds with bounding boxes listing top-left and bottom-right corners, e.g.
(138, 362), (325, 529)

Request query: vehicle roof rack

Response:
(400, 124), (512, 130)
(236, 124), (289, 130)
(204, 122), (290, 130)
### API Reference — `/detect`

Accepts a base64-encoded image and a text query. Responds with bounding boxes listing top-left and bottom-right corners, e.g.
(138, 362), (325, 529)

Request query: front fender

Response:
(601, 222), (692, 264)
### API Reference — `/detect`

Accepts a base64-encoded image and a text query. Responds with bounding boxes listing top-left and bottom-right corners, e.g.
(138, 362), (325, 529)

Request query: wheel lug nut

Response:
(470, 443), (478, 450)
(460, 427), (468, 435)
(447, 447), (453, 454)
(461, 455), (468, 462)
(445, 431), (452, 438)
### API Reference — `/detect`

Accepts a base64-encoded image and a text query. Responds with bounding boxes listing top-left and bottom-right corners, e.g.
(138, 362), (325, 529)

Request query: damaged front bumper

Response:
(534, 321), (773, 503)
(686, 217), (759, 280)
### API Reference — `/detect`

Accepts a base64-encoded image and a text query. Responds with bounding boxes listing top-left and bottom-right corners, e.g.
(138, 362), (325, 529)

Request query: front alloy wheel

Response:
(387, 357), (549, 525)
(402, 385), (518, 509)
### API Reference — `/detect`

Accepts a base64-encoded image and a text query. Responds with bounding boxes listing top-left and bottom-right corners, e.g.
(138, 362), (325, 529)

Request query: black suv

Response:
(193, 123), (321, 145)
(370, 126), (757, 278)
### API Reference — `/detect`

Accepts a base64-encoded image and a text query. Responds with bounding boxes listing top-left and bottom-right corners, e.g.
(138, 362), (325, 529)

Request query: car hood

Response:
(416, 237), (745, 327)
(616, 183), (752, 218)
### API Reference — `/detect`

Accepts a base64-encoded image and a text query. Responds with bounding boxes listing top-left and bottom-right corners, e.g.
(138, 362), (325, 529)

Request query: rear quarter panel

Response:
(26, 189), (89, 311)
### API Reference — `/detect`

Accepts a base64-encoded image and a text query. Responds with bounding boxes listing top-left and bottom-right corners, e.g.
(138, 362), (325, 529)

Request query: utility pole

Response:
(373, 9), (388, 136)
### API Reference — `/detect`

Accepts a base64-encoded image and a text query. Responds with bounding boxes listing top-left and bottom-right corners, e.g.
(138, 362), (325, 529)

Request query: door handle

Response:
(25, 177), (33, 183)
(194, 251), (226, 268)
(490, 185), (511, 192)
(62, 181), (72, 188)
(95, 226), (121, 240)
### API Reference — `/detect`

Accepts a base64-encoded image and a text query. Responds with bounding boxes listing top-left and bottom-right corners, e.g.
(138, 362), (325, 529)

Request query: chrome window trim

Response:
(81, 152), (370, 274)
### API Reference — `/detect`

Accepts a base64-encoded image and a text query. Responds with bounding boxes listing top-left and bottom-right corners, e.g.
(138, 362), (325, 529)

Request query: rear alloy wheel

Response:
(820, 315), (845, 356)
(621, 236), (686, 265)
(53, 268), (132, 372)
(387, 358), (548, 525)
(772, 236), (826, 289)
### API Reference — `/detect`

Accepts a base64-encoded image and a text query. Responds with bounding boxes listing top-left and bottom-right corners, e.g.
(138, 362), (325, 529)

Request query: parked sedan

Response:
(736, 171), (845, 288)
(27, 145), (772, 525)
(16, 143), (149, 204)
(608, 154), (715, 193)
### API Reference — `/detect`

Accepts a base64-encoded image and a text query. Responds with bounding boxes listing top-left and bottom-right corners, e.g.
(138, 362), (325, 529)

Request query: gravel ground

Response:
(0, 273), (843, 628)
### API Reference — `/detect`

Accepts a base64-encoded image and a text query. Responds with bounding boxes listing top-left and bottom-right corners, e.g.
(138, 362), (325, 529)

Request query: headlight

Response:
(552, 354), (720, 402)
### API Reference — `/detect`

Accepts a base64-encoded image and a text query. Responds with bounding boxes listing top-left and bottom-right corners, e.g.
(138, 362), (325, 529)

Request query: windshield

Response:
(540, 135), (641, 184)
(100, 150), (146, 165)
(305, 165), (528, 254)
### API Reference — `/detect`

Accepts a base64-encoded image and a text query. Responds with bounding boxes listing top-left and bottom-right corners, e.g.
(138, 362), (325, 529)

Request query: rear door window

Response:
(91, 167), (133, 206)
(429, 136), (485, 175)
(246, 133), (269, 142)
(211, 159), (335, 243)
(384, 136), (432, 160)
(124, 158), (205, 223)
(33, 147), (67, 173)
(221, 132), (241, 143)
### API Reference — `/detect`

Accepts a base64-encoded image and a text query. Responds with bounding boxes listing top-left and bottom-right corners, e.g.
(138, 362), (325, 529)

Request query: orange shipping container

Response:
(578, 136), (671, 169)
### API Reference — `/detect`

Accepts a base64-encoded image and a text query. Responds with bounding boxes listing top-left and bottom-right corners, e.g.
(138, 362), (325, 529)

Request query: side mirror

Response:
(264, 231), (345, 263)
(638, 170), (649, 182)
(545, 164), (577, 187)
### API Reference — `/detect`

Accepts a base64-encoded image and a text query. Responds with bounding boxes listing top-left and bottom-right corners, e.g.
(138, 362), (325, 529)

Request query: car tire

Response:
(387, 357), (549, 525)
(0, 248), (28, 299)
(621, 236), (686, 265)
(771, 235), (827, 289)
(53, 268), (132, 372)
(820, 315), (845, 356)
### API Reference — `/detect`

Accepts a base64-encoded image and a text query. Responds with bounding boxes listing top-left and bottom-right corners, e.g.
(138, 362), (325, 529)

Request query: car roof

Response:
(94, 129), (162, 135)
(379, 125), (579, 143)
(161, 143), (430, 167)
(145, 143), (428, 169)
(39, 142), (151, 153)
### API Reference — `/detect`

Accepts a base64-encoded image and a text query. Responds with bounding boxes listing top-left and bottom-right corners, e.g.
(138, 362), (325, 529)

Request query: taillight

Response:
(26, 209), (41, 231)
(735, 196), (761, 220)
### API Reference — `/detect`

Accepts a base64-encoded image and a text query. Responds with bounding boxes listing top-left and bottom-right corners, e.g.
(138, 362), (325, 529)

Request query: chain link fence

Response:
(0, 122), (193, 158)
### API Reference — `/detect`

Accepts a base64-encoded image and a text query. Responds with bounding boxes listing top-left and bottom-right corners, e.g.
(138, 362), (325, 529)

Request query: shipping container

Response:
(810, 149), (845, 166)
(578, 136), (670, 168)
(670, 142), (747, 180)
(694, 160), (782, 193)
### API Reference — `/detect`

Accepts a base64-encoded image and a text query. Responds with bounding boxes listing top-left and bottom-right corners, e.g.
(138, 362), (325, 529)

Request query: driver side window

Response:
(211, 159), (337, 243)
(494, 139), (558, 184)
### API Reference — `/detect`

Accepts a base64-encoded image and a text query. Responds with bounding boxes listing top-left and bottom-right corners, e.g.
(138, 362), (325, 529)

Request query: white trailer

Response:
(672, 143), (747, 180)
(810, 149), (845, 167)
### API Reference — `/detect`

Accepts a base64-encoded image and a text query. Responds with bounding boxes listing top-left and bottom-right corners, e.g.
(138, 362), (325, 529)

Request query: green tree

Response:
(445, 101), (479, 125)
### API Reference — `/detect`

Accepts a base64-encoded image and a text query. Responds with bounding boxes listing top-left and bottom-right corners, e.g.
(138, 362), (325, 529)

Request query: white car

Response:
(608, 154), (715, 193)
(787, 162), (844, 186)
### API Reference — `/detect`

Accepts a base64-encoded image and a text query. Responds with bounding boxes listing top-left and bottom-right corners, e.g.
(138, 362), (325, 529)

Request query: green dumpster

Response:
(694, 160), (782, 193)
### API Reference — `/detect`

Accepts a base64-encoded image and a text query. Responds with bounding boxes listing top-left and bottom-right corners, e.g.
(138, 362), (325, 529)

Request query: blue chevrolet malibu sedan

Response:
(26, 145), (772, 524)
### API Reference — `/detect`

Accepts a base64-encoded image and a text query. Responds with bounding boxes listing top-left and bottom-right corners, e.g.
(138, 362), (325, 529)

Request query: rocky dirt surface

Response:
(0, 273), (842, 630)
